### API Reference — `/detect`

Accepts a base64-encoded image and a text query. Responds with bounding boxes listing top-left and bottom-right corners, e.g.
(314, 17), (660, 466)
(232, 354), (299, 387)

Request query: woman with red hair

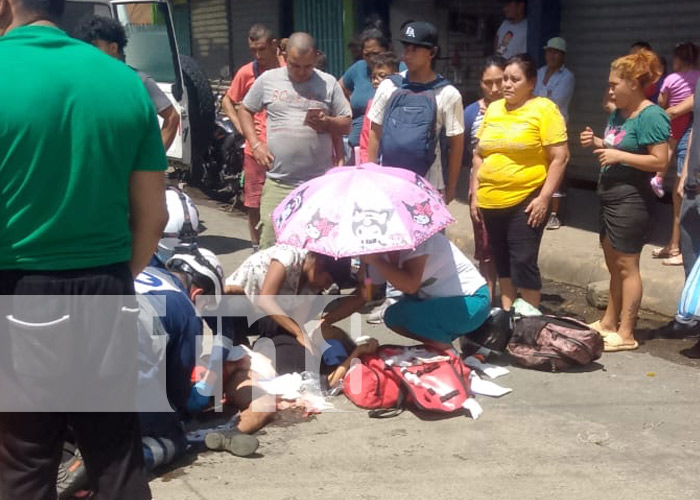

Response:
(580, 50), (670, 351)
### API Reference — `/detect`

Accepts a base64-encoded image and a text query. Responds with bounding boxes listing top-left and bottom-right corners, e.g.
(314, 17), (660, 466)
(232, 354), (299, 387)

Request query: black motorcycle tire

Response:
(181, 55), (215, 186)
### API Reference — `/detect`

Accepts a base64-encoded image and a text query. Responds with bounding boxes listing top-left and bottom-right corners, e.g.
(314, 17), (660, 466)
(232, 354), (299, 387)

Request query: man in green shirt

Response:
(0, 0), (168, 498)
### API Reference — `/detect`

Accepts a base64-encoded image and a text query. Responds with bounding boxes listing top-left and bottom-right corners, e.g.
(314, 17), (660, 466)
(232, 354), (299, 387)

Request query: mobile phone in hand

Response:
(304, 107), (323, 125)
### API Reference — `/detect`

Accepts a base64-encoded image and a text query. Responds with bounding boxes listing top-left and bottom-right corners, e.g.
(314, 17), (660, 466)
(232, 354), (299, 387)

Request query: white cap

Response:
(544, 37), (567, 53)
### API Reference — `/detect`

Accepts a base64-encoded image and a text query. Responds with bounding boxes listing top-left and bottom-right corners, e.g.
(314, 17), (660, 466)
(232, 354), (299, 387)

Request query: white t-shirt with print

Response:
(496, 19), (528, 59)
(226, 245), (314, 298)
(397, 233), (487, 299)
(367, 77), (465, 191)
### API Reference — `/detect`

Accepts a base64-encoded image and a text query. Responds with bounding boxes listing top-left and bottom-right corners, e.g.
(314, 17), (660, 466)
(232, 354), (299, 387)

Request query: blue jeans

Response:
(676, 191), (700, 322)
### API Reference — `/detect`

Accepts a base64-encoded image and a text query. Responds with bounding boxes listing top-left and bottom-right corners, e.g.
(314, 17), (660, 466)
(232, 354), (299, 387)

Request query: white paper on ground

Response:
(462, 397), (483, 419)
(464, 356), (511, 379)
(470, 372), (512, 398)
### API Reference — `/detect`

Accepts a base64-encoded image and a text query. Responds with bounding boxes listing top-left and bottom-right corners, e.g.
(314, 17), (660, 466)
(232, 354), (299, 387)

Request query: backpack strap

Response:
(394, 75), (450, 92)
(368, 387), (407, 419)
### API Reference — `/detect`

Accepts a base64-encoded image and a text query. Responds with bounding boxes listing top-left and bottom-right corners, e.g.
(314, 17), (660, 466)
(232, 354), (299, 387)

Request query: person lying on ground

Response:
(223, 245), (377, 386)
(58, 247), (264, 497)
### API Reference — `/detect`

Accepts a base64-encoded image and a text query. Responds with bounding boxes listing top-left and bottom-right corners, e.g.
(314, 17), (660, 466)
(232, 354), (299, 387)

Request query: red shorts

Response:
(671, 114), (692, 142)
(243, 154), (267, 208)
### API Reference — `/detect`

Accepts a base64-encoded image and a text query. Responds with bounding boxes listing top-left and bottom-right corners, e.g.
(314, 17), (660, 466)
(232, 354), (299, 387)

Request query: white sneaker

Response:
(366, 298), (397, 324)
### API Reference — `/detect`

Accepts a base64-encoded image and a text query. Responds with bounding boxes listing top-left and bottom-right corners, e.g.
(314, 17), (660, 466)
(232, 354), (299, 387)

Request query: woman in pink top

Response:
(652, 42), (700, 265)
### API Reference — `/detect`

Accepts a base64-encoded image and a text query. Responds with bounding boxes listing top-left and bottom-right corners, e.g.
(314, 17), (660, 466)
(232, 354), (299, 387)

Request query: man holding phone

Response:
(239, 32), (351, 249)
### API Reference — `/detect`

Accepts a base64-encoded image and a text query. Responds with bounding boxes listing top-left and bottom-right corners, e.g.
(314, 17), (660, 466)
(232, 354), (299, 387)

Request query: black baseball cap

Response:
(397, 21), (438, 48)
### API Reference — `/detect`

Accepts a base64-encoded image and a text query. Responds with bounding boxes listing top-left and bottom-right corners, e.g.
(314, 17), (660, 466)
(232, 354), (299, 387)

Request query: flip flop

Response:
(603, 332), (639, 352)
(587, 320), (616, 339)
(662, 254), (683, 266)
(652, 247), (674, 259)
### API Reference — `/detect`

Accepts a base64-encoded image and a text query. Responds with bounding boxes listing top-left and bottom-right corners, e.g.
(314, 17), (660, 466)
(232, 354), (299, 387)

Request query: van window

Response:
(115, 2), (177, 83)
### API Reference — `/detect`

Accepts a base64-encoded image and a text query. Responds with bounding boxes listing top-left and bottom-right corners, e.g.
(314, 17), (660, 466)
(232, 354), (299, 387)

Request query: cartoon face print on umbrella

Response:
(352, 204), (394, 248)
(413, 173), (442, 203)
(275, 187), (308, 229)
(403, 199), (433, 226)
(306, 210), (337, 241)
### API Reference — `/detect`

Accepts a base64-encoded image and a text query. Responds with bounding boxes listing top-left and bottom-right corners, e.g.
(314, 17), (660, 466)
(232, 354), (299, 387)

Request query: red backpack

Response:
(343, 345), (472, 417)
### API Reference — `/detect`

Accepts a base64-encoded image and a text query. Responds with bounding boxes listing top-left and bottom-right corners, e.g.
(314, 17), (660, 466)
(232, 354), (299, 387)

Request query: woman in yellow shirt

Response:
(470, 54), (570, 310)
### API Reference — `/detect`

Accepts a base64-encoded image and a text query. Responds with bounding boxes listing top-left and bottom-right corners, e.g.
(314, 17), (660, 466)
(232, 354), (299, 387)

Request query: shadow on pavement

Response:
(197, 235), (249, 255)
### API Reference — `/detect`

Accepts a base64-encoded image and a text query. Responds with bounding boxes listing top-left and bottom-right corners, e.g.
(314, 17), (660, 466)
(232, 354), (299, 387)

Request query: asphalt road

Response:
(147, 188), (700, 500)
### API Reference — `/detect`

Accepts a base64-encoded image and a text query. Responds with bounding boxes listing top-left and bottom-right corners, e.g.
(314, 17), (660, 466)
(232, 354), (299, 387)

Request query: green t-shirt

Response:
(598, 104), (670, 197)
(0, 26), (167, 270)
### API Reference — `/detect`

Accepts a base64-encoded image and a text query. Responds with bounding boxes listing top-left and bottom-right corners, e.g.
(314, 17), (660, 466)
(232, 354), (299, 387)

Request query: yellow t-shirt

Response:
(476, 97), (567, 209)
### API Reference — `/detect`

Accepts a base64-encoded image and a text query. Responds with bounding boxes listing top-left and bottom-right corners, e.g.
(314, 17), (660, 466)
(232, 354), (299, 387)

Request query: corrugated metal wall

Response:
(229, 0), (282, 75)
(190, 0), (231, 78)
(294, 0), (345, 77)
(562, 0), (700, 182)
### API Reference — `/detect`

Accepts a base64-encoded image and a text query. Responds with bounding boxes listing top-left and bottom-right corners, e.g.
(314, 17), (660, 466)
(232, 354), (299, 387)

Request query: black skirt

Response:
(598, 180), (653, 254)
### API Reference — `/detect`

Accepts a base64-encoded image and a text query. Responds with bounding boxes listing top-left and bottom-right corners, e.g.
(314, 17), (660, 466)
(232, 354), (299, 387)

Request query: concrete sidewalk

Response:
(446, 200), (685, 317)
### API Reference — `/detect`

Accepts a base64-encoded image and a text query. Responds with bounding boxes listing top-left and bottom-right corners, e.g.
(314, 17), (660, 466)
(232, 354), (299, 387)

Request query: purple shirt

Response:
(660, 70), (700, 106)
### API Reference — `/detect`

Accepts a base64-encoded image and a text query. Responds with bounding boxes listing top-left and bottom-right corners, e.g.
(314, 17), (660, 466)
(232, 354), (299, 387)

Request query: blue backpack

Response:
(379, 74), (450, 176)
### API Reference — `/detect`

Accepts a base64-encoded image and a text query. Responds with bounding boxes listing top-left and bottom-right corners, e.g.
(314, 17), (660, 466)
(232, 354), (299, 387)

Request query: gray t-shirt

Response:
(243, 67), (351, 185)
(137, 70), (172, 113)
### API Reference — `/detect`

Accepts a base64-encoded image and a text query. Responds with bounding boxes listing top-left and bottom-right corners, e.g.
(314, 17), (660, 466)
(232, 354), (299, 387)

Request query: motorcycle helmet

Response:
(460, 307), (514, 356)
(157, 186), (200, 264)
(166, 248), (224, 310)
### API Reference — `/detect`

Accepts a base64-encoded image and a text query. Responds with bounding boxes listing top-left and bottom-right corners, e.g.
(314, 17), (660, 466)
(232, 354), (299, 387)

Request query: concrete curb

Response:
(446, 200), (684, 317)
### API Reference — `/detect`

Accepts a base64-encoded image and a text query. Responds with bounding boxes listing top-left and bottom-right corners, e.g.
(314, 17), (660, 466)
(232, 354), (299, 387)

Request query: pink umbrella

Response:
(272, 163), (454, 258)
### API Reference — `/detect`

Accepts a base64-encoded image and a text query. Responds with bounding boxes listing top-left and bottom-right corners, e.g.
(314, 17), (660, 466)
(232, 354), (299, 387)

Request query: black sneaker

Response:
(654, 320), (700, 340)
(57, 442), (89, 499)
(204, 430), (259, 457)
(681, 340), (700, 358)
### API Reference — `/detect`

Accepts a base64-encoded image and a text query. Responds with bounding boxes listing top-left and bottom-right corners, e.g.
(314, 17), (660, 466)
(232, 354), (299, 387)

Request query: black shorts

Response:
(480, 194), (547, 291)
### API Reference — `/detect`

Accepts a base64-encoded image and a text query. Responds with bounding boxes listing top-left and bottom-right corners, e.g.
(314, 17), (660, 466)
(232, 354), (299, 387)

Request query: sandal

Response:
(603, 332), (639, 352)
(652, 247), (673, 258)
(662, 254), (683, 266)
(587, 320), (616, 339)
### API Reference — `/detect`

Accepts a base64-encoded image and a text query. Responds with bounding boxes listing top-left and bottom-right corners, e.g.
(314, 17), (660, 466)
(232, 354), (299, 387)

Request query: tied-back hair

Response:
(611, 49), (663, 88)
(674, 42), (700, 67)
(505, 53), (538, 82)
(481, 56), (506, 78)
(360, 27), (391, 52)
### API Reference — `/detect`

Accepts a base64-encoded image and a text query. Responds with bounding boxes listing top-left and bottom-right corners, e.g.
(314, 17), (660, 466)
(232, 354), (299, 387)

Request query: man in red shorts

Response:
(222, 23), (281, 252)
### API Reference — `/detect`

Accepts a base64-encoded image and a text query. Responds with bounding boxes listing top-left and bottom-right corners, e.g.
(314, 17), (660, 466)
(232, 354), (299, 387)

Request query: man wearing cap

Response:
(367, 21), (465, 204)
(495, 0), (528, 59)
(535, 36), (574, 230)
(535, 37), (575, 122)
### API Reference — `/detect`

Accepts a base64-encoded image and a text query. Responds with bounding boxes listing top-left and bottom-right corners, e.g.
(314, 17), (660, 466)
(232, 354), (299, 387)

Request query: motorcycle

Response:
(200, 78), (244, 207)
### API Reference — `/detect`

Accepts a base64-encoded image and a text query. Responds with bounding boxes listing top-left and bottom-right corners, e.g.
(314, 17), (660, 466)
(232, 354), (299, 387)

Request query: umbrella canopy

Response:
(272, 163), (454, 258)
